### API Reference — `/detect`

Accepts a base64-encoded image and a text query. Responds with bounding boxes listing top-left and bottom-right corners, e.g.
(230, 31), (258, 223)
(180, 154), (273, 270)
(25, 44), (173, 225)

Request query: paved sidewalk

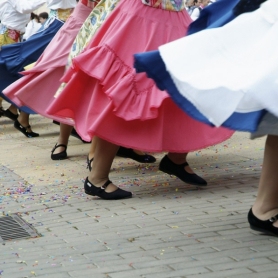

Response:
(1, 113), (278, 278)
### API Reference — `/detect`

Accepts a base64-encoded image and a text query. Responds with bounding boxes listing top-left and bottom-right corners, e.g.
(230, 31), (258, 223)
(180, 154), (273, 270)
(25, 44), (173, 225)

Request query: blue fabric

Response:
(0, 18), (63, 114)
(134, 0), (266, 132)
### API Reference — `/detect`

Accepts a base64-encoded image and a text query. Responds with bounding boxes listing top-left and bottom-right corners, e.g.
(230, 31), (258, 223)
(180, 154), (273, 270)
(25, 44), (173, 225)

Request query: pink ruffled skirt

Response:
(3, 2), (92, 117)
(46, 0), (233, 152)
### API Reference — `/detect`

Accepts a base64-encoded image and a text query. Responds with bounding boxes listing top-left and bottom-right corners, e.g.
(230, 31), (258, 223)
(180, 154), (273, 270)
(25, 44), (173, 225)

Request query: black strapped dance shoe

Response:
(70, 127), (91, 143)
(51, 143), (67, 160)
(86, 155), (94, 171)
(159, 155), (207, 186)
(53, 120), (90, 143)
(116, 147), (156, 163)
(14, 119), (39, 138)
(84, 177), (132, 200)
(4, 109), (18, 121)
(248, 208), (278, 236)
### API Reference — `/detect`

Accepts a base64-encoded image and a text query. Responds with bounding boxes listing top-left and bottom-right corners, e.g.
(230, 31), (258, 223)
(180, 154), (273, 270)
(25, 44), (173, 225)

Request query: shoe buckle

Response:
(269, 216), (278, 223)
(87, 182), (92, 188)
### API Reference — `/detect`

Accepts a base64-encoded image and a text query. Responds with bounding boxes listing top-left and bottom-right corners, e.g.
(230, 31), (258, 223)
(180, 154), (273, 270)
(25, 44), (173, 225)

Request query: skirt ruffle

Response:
(46, 0), (233, 152)
(158, 0), (278, 128)
(0, 18), (64, 112)
(3, 3), (92, 116)
(134, 0), (267, 132)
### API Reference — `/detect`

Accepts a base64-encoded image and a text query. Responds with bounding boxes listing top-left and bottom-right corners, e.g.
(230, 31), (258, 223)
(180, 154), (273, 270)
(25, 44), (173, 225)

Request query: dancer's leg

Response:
(52, 123), (73, 155)
(88, 137), (119, 192)
(84, 137), (132, 199)
(251, 135), (278, 227)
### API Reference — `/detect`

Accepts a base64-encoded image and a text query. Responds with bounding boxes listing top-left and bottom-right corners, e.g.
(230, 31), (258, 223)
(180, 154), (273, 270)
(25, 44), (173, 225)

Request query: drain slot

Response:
(0, 214), (39, 242)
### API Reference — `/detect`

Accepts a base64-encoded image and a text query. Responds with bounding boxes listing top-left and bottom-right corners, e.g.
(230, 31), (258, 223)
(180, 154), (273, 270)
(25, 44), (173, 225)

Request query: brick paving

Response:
(1, 112), (278, 278)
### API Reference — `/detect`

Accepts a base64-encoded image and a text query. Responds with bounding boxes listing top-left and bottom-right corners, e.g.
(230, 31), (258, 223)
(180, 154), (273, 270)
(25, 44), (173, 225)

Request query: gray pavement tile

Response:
(1, 115), (276, 278)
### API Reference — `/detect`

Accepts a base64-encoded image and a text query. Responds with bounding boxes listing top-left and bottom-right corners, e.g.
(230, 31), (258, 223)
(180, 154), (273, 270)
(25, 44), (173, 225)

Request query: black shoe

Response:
(159, 155), (207, 186)
(53, 120), (90, 144)
(14, 119), (39, 138)
(51, 143), (67, 160)
(70, 128), (90, 143)
(84, 177), (132, 200)
(116, 147), (156, 163)
(0, 107), (4, 117)
(53, 120), (60, 125)
(4, 109), (18, 121)
(248, 208), (278, 236)
(86, 155), (94, 171)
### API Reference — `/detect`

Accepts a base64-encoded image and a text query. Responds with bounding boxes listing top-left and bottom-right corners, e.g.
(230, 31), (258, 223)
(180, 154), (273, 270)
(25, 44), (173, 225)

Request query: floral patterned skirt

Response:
(0, 25), (20, 46)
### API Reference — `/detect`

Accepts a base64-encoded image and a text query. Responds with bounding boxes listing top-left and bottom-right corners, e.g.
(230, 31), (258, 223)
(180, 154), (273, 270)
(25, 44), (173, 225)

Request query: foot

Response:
(159, 155), (207, 186)
(52, 144), (67, 155)
(71, 127), (91, 143)
(51, 143), (67, 160)
(84, 177), (132, 200)
(248, 208), (278, 236)
(14, 119), (39, 138)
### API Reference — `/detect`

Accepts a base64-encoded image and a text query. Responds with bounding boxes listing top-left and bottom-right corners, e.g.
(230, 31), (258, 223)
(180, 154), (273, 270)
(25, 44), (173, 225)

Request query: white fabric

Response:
(159, 0), (278, 127)
(47, 0), (76, 9)
(190, 7), (200, 21)
(0, 0), (46, 32)
(23, 19), (42, 40)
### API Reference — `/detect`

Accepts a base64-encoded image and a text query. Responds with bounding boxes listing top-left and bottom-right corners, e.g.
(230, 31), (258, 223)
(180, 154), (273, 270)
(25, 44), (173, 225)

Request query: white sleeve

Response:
(12, 0), (46, 14)
(190, 8), (200, 21)
(23, 21), (32, 40)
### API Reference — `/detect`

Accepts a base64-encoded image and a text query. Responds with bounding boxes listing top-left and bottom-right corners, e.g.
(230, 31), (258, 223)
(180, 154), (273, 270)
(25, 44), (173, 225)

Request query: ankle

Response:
(252, 205), (278, 220)
(9, 107), (18, 115)
(88, 153), (94, 160)
(88, 176), (109, 188)
(167, 153), (187, 165)
(17, 117), (29, 127)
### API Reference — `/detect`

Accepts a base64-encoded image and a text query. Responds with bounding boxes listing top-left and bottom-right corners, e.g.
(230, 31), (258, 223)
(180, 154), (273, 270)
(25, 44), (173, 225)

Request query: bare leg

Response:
(88, 136), (97, 160)
(53, 123), (73, 154)
(7, 104), (18, 115)
(86, 136), (98, 170)
(88, 137), (119, 192)
(252, 135), (278, 227)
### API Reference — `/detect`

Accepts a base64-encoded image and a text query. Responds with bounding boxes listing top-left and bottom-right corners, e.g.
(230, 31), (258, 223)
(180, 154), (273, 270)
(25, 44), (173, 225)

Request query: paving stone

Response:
(0, 115), (275, 278)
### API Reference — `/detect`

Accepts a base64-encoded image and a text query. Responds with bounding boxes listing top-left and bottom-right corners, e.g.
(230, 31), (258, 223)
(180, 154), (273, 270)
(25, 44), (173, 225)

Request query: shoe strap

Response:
(101, 180), (112, 190)
(179, 161), (189, 167)
(89, 179), (112, 194)
(51, 143), (67, 153)
(17, 120), (31, 129)
(269, 214), (278, 223)
(86, 156), (94, 169)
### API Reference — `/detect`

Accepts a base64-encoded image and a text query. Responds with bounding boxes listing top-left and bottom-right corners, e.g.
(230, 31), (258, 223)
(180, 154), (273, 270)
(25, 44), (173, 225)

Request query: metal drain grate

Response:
(0, 214), (39, 242)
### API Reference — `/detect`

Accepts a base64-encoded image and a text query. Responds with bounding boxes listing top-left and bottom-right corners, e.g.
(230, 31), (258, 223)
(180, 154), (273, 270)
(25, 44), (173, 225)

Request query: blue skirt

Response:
(0, 18), (63, 114)
(134, 0), (266, 132)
